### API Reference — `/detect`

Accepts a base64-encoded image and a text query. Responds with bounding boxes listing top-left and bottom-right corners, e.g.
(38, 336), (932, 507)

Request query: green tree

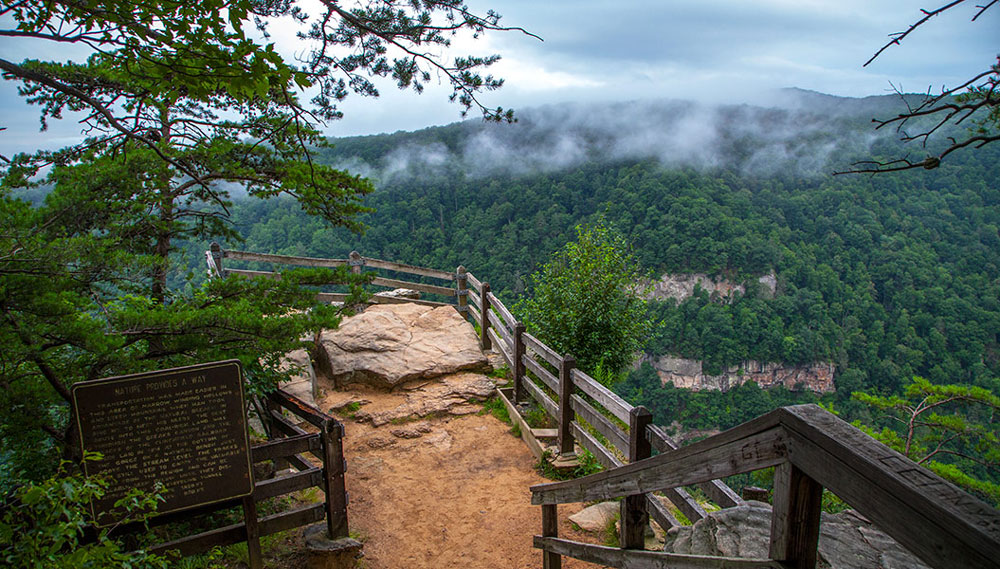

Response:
(517, 220), (655, 383)
(0, 0), (524, 484)
(853, 377), (1000, 504)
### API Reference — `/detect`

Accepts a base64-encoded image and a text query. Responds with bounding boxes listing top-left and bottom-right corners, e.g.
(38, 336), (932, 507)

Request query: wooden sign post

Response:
(72, 360), (261, 567)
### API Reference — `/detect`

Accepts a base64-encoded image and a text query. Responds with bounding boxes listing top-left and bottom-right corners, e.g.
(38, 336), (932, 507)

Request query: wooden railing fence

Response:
(531, 404), (1000, 569)
(463, 270), (742, 534)
(137, 390), (346, 568)
(203, 248), (1000, 568)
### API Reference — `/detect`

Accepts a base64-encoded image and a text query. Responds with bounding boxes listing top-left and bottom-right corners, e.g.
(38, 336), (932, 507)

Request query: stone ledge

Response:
(304, 524), (363, 569)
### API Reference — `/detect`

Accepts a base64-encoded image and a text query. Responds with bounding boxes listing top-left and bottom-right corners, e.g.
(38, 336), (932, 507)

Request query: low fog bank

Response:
(327, 89), (904, 183)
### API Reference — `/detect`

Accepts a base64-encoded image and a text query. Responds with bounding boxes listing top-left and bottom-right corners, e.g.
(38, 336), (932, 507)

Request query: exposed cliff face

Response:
(644, 271), (777, 302)
(644, 354), (835, 393)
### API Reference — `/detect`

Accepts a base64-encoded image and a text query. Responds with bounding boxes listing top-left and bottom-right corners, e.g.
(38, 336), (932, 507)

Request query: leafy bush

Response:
(517, 219), (654, 383)
(0, 455), (166, 569)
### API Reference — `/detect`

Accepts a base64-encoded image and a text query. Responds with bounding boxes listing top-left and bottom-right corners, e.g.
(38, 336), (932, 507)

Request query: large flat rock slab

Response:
(316, 304), (489, 389)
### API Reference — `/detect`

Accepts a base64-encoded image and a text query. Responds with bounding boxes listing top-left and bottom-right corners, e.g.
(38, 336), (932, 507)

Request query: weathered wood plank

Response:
(267, 408), (309, 438)
(498, 387), (546, 462)
(370, 276), (456, 297)
(150, 503), (325, 557)
(322, 426), (349, 539)
(769, 461), (822, 569)
(570, 368), (632, 424)
(226, 268), (280, 279)
(522, 333), (562, 368)
(542, 505), (561, 569)
(524, 354), (559, 392)
(533, 422), (788, 505)
(647, 424), (743, 509)
(467, 303), (482, 326)
(486, 292), (517, 330)
(646, 493), (680, 530)
(779, 405), (1000, 569)
(523, 377), (560, 421)
(488, 310), (513, 345)
(242, 496), (263, 569)
(533, 537), (782, 569)
(488, 328), (512, 367)
(251, 433), (321, 463)
(558, 356), (577, 456)
(570, 394), (628, 453)
(571, 422), (623, 469)
(466, 272), (482, 292)
(253, 468), (323, 501)
(467, 289), (482, 311)
(268, 389), (336, 431)
(362, 257), (455, 281)
(223, 250), (349, 268)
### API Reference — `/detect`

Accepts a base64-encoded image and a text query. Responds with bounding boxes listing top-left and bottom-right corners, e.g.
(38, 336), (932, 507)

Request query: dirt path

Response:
(317, 381), (602, 569)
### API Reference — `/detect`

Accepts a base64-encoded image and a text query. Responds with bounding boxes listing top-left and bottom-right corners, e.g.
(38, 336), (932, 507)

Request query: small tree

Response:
(853, 376), (1000, 505)
(517, 220), (654, 383)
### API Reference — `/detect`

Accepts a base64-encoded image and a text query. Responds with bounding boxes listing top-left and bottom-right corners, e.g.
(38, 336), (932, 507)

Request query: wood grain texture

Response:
(362, 257), (455, 281)
(542, 505), (561, 569)
(487, 292), (517, 330)
(522, 332), (562, 367)
(533, 537), (781, 569)
(524, 354), (559, 392)
(646, 424), (743, 509)
(223, 250), (349, 268)
(571, 422), (623, 470)
(779, 405), (1000, 569)
(532, 422), (788, 505)
(466, 272), (482, 292)
(769, 462), (822, 569)
(570, 394), (628, 454)
(523, 377), (560, 421)
(570, 369), (632, 423)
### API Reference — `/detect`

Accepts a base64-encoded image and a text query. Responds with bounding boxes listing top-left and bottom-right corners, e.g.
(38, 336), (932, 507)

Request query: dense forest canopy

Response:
(197, 92), (999, 396)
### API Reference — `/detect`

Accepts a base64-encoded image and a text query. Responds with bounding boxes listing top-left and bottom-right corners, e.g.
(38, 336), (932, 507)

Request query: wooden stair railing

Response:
(531, 404), (1000, 569)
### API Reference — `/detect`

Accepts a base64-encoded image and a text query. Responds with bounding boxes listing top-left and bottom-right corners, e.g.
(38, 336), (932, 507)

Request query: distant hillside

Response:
(206, 90), (999, 404)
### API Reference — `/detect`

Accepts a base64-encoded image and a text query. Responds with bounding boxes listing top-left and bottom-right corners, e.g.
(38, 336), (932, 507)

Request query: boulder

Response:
(568, 501), (620, 532)
(353, 372), (496, 426)
(665, 501), (930, 569)
(316, 303), (489, 389)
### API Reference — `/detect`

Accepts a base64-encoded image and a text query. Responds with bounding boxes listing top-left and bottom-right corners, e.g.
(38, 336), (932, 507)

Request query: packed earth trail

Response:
(317, 381), (601, 569)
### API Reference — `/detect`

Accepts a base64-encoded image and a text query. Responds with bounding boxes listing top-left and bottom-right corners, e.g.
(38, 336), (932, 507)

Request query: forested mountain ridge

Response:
(211, 91), (999, 406)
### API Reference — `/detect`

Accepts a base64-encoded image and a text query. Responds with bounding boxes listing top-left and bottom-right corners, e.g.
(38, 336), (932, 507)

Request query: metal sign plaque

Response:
(72, 360), (253, 526)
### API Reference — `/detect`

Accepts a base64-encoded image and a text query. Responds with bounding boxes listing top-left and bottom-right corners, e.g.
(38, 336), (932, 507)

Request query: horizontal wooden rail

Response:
(487, 292), (517, 331)
(254, 468), (324, 502)
(570, 394), (628, 453)
(570, 369), (631, 424)
(226, 268), (281, 279)
(523, 378), (559, 420)
(314, 292), (451, 308)
(534, 405), (1000, 569)
(370, 276), (456, 297)
(533, 538), (780, 569)
(268, 390), (341, 433)
(361, 256), (455, 281)
(523, 354), (558, 393)
(150, 503), (325, 557)
(467, 289), (482, 311)
(522, 332), (562, 368)
(251, 433), (321, 463)
(489, 328), (512, 367)
(647, 423), (743, 509)
(224, 250), (349, 268)
(488, 312), (513, 349)
(571, 422), (622, 469)
(466, 272), (482, 292)
(534, 413), (788, 505)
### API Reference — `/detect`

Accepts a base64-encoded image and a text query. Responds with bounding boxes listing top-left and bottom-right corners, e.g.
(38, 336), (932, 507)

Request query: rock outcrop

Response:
(665, 501), (929, 569)
(314, 303), (489, 389)
(645, 355), (835, 393)
(645, 271), (777, 303)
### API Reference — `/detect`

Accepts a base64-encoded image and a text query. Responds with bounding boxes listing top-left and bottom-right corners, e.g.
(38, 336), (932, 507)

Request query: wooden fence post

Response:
(348, 251), (364, 276)
(321, 420), (349, 539)
(455, 265), (468, 318)
(542, 504), (561, 569)
(769, 461), (823, 569)
(513, 322), (526, 404)
(261, 397), (289, 472)
(558, 355), (577, 457)
(480, 282), (492, 351)
(208, 242), (224, 277)
(242, 495), (263, 569)
(621, 405), (652, 549)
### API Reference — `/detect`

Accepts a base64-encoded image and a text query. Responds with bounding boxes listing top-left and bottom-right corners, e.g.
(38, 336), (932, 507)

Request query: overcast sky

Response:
(0, 0), (996, 156)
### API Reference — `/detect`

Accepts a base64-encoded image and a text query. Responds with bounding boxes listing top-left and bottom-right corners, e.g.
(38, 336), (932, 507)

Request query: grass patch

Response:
(535, 449), (604, 481)
(602, 512), (621, 548)
(489, 365), (511, 380)
(479, 395), (511, 424)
